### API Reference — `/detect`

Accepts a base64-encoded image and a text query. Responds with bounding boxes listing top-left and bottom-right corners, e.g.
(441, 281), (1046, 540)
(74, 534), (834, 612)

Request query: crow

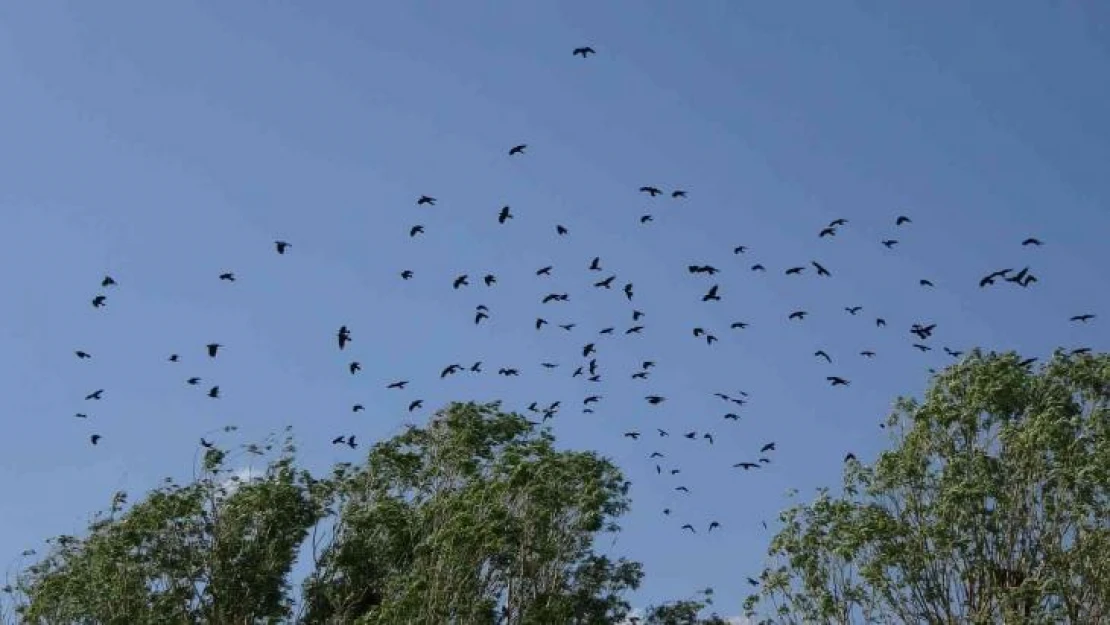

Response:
(682, 524), (696, 533)
(979, 269), (1011, 287)
(201, 438), (214, 448)
(589, 256), (602, 271)
(896, 215), (912, 225)
(701, 285), (721, 301)
(92, 295), (107, 308)
(734, 462), (759, 470)
(572, 46), (596, 57)
(1071, 314), (1096, 323)
(208, 386), (220, 398)
(187, 377), (201, 385)
(827, 376), (850, 386)
(882, 239), (898, 248)
(812, 261), (831, 277)
(829, 218), (848, 227)
(595, 275), (616, 289)
(646, 395), (666, 405)
(760, 442), (776, 453)
(920, 279), (934, 287)
(408, 400), (423, 412)
(337, 326), (351, 349)
(730, 321), (749, 329)
(672, 189), (687, 198)
(1022, 237), (1043, 246)
(75, 350), (91, 359)
(734, 245), (748, 254)
(845, 306), (862, 315)
(640, 214), (653, 223)
(498, 206), (513, 223)
(219, 272), (236, 281)
(483, 274), (497, 286)
(785, 266), (805, 275)
(409, 225), (425, 237)
(349, 361), (361, 374)
(815, 350), (832, 363)
(85, 389), (104, 401)
(536, 265), (553, 276)
(168, 354), (179, 362)
(207, 343), (222, 357)
(90, 434), (101, 445)
(639, 186), (663, 196)
(624, 283), (634, 300)
(275, 240), (291, 254)
(751, 264), (765, 271)
(417, 195), (436, 205)
(788, 311), (808, 320)
(556, 225), (568, 235)
(508, 144), (527, 156)
(453, 275), (469, 289)
(819, 227), (837, 238)
(101, 276), (117, 287)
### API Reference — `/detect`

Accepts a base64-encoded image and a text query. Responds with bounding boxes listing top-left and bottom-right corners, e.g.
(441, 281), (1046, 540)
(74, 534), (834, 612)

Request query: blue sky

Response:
(1, 0), (1108, 616)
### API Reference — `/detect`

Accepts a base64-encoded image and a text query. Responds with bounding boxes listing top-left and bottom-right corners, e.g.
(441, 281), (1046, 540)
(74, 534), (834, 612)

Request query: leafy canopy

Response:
(744, 350), (1110, 624)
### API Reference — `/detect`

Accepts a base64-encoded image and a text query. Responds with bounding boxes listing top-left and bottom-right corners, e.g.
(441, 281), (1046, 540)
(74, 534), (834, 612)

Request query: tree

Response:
(640, 588), (732, 624)
(6, 402), (656, 624)
(744, 350), (1110, 624)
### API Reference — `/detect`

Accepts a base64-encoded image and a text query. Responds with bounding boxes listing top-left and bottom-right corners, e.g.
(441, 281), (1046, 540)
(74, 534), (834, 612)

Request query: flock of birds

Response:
(65, 47), (1099, 544)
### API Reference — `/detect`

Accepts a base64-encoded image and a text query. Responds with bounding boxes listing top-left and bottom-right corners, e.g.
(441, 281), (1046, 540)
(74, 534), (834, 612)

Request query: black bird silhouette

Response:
(944, 347), (963, 358)
(498, 206), (513, 223)
(896, 215), (912, 225)
(595, 275), (616, 288)
(882, 239), (898, 248)
(408, 400), (423, 412)
(819, 227), (837, 238)
(734, 462), (759, 470)
(829, 218), (848, 227)
(913, 343), (932, 352)
(812, 261), (831, 277)
(788, 311), (808, 320)
(572, 46), (596, 57)
(332, 435), (346, 445)
(200, 438), (214, 448)
(474, 310), (489, 325)
(85, 389), (104, 401)
(687, 265), (719, 275)
(453, 275), (469, 289)
(556, 225), (569, 235)
(979, 269), (1011, 287)
(631, 371), (648, 380)
(441, 364), (463, 378)
(827, 376), (850, 386)
(90, 434), (101, 445)
(1022, 238), (1043, 246)
(409, 225), (425, 237)
(583, 343), (596, 357)
(219, 272), (236, 282)
(187, 377), (201, 385)
(508, 144), (527, 156)
(646, 395), (666, 405)
(623, 283), (634, 300)
(639, 186), (663, 197)
(708, 521), (720, 532)
(682, 524), (696, 533)
(1004, 267), (1033, 286)
(751, 264), (765, 272)
(920, 279), (934, 287)
(583, 395), (601, 405)
(1071, 314), (1096, 323)
(845, 306), (862, 315)
(275, 240), (290, 254)
(643, 361), (656, 369)
(623, 431), (641, 440)
(724, 413), (740, 421)
(599, 327), (614, 335)
(703, 433), (714, 444)
(734, 245), (748, 254)
(815, 350), (832, 363)
(640, 214), (653, 223)
(483, 274), (496, 286)
(535, 318), (548, 330)
(352, 405), (364, 412)
(625, 325), (645, 334)
(785, 266), (804, 275)
(536, 265), (553, 276)
(348, 362), (361, 374)
(74, 413), (88, 419)
(747, 577), (760, 587)
(860, 350), (876, 358)
(633, 310), (646, 320)
(845, 453), (857, 462)
(589, 256), (602, 271)
(730, 321), (749, 329)
(416, 195), (436, 206)
(168, 354), (179, 362)
(208, 386), (220, 398)
(675, 486), (690, 493)
(337, 326), (351, 349)
(541, 362), (559, 369)
(760, 442), (776, 453)
(470, 362), (483, 372)
(498, 368), (519, 376)
(559, 323), (575, 331)
(400, 270), (414, 280)
(101, 276), (117, 287)
(876, 318), (887, 327)
(671, 190), (687, 199)
(701, 285), (721, 301)
(911, 323), (936, 340)
(207, 343), (222, 358)
(75, 350), (91, 359)
(92, 295), (107, 308)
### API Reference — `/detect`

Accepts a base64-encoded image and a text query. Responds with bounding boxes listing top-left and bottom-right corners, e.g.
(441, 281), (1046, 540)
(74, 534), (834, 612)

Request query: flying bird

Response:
(348, 362), (361, 374)
(218, 272), (236, 282)
(75, 351), (91, 359)
(814, 350), (831, 363)
(498, 206), (513, 223)
(788, 311), (808, 320)
(408, 400), (423, 412)
(812, 261), (830, 277)
(827, 376), (850, 386)
(92, 295), (107, 308)
(760, 442), (776, 453)
(417, 195), (436, 205)
(734, 245), (748, 254)
(508, 144), (527, 156)
(671, 189), (687, 198)
(453, 275), (470, 289)
(101, 276), (117, 287)
(845, 306), (862, 315)
(274, 240), (291, 254)
(701, 285), (721, 301)
(337, 326), (351, 349)
(896, 215), (912, 225)
(1022, 238), (1043, 246)
(639, 186), (662, 197)
(206, 343), (222, 358)
(819, 227), (837, 238)
(920, 279), (934, 287)
(572, 46), (596, 57)
(208, 386), (220, 398)
(84, 389), (104, 401)
(409, 225), (425, 237)
(882, 240), (898, 248)
(90, 434), (101, 445)
(1071, 314), (1096, 323)
(556, 225), (568, 235)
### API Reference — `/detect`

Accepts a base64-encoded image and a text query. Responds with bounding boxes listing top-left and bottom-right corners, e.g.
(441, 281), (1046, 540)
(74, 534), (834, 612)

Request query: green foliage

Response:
(744, 350), (1110, 624)
(641, 588), (731, 624)
(7, 402), (659, 624)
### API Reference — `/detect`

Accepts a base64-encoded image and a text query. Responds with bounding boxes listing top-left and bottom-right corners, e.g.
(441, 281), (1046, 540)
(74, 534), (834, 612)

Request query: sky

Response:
(1, 0), (1108, 617)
